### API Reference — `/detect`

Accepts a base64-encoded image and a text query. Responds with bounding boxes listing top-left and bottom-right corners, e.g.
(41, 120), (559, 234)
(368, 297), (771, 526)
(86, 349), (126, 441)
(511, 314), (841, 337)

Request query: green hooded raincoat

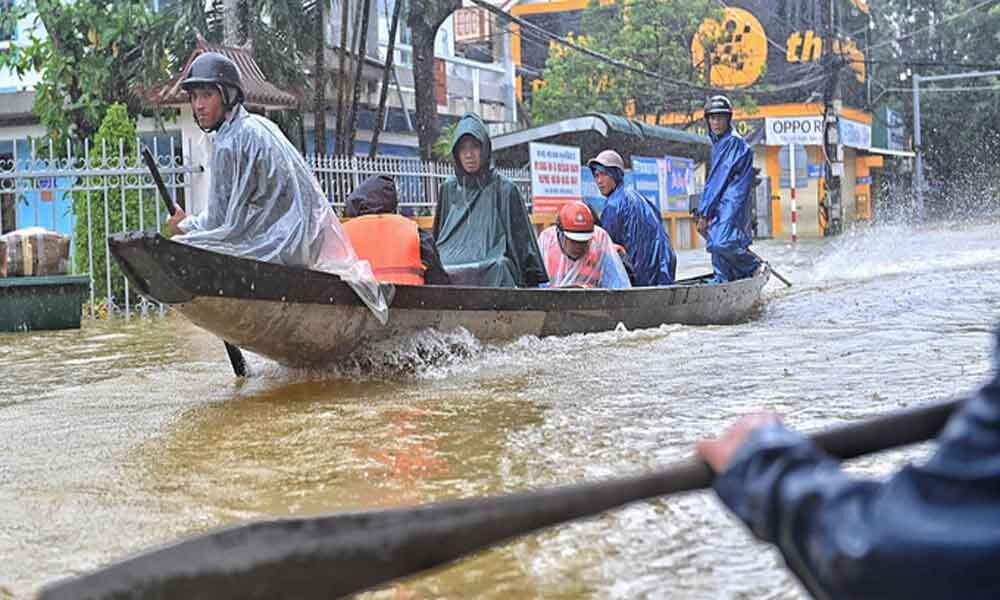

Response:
(432, 114), (547, 287)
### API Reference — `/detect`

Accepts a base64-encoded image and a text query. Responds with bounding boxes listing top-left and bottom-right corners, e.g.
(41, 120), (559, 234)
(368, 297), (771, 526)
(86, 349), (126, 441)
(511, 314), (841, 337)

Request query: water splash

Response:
(247, 323), (685, 383)
(246, 327), (485, 382)
(806, 221), (1000, 284)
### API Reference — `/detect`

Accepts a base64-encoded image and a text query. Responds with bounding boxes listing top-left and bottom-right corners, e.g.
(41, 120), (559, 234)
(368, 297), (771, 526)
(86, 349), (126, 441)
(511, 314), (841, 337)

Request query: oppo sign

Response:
(766, 116), (824, 146)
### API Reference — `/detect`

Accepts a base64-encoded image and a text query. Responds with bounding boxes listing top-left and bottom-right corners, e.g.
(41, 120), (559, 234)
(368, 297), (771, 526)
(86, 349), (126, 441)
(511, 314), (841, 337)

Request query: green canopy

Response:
(492, 113), (711, 168)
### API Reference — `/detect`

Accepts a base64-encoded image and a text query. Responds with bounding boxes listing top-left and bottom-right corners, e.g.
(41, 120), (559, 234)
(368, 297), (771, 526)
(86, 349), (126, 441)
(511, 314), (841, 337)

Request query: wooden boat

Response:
(109, 232), (770, 368)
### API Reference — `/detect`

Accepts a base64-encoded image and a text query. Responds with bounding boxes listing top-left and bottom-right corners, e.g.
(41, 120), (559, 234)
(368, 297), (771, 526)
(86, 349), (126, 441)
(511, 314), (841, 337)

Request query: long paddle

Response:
(39, 397), (960, 600)
(140, 147), (248, 378)
(749, 249), (792, 287)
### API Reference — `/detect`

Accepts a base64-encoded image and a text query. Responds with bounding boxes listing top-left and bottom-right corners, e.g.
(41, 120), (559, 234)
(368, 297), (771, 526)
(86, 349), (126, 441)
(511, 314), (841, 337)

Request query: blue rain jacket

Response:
(714, 336), (1000, 600)
(697, 127), (755, 254)
(601, 183), (676, 286)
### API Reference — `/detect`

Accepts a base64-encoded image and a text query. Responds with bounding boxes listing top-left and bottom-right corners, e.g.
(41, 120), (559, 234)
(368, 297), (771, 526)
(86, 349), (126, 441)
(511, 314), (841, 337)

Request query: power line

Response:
(866, 0), (1000, 52)
(471, 0), (836, 96)
(866, 60), (1000, 69)
(885, 85), (1000, 93)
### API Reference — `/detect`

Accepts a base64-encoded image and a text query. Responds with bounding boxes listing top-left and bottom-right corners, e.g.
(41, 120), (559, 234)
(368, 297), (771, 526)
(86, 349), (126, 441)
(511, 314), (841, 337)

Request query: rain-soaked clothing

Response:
(537, 226), (631, 289)
(345, 175), (450, 285)
(432, 114), (547, 288)
(599, 174), (676, 286)
(587, 201), (637, 285)
(697, 126), (760, 283)
(176, 106), (387, 320)
(714, 332), (1000, 600)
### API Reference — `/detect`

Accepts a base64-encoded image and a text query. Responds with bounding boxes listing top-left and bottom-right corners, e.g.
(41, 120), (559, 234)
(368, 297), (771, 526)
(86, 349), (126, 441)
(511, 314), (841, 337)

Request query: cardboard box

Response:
(1, 227), (70, 277)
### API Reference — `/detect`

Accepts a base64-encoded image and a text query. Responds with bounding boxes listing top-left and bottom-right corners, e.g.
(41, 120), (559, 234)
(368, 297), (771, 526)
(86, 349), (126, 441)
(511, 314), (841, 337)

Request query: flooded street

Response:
(2, 220), (999, 599)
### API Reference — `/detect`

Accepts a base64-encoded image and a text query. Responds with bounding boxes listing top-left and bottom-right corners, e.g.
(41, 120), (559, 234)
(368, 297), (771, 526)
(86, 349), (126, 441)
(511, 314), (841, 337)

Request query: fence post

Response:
(85, 139), (95, 319)
(118, 138), (131, 318)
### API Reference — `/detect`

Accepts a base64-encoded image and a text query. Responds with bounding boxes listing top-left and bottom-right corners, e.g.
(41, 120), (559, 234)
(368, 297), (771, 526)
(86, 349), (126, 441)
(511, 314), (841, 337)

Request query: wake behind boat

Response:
(109, 232), (770, 368)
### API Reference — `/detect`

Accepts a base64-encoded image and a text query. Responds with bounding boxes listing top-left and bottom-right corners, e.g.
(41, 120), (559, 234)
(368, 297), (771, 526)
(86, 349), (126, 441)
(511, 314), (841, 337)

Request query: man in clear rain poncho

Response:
(537, 201), (631, 289)
(165, 51), (387, 321)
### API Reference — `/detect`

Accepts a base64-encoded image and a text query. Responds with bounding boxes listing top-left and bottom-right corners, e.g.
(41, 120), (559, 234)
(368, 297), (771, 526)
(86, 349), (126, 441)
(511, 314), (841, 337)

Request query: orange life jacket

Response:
(343, 214), (425, 285)
(545, 232), (604, 288)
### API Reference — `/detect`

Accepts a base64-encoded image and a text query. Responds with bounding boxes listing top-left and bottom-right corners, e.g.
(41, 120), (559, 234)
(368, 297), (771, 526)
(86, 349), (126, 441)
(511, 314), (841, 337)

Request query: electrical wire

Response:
(884, 85), (1000, 93)
(471, 0), (838, 96)
(866, 0), (1000, 52)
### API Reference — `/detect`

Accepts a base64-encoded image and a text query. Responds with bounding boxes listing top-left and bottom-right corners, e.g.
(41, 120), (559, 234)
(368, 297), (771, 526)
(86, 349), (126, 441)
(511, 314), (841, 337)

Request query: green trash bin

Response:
(0, 275), (90, 332)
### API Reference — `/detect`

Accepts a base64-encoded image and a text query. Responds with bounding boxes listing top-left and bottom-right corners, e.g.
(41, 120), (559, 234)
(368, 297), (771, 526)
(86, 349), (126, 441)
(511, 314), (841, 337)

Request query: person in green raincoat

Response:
(432, 114), (548, 288)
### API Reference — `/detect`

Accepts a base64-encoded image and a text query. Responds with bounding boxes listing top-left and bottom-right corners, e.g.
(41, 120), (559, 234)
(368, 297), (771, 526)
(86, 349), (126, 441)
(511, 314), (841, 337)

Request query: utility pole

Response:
(820, 0), (843, 237)
(910, 69), (1000, 223)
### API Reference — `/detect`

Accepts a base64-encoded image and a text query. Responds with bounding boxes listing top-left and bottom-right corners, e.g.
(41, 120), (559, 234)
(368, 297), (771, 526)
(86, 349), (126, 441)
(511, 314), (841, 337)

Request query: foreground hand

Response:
(696, 412), (780, 473)
(166, 206), (187, 236)
(696, 217), (711, 239)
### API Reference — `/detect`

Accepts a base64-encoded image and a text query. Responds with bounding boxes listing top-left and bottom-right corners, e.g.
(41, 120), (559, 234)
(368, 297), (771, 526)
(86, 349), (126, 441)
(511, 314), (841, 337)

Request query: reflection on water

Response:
(2, 221), (999, 598)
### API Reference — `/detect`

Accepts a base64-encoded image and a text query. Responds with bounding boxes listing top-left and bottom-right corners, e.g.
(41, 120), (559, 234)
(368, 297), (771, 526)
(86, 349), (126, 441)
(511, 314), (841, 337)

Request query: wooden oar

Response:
(38, 397), (960, 600)
(140, 147), (248, 378)
(748, 249), (792, 287)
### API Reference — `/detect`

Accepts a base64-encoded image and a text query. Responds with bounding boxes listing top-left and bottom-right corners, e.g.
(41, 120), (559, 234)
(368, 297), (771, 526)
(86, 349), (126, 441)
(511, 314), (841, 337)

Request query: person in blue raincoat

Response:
(694, 95), (762, 283)
(696, 328), (1000, 600)
(586, 150), (676, 286)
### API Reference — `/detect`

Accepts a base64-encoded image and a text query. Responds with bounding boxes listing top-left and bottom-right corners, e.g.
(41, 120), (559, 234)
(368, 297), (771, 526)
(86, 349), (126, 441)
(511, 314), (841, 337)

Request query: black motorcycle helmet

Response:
(704, 94), (733, 117)
(181, 51), (245, 110)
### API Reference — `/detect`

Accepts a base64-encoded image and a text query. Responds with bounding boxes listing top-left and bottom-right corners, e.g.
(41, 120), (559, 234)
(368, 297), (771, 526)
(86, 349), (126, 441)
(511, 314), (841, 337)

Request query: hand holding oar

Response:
(38, 397), (960, 600)
(140, 147), (248, 378)
(748, 249), (792, 287)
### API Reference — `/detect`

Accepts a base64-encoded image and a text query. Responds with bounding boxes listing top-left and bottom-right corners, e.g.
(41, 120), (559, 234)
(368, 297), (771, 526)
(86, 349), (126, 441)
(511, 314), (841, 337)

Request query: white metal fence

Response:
(1, 138), (531, 319)
(308, 154), (531, 214)
(0, 137), (196, 319)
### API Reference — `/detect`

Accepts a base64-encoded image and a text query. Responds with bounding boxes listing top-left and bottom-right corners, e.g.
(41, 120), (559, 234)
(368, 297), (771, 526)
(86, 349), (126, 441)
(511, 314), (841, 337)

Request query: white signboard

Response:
(765, 116), (823, 146)
(529, 142), (581, 213)
(839, 117), (872, 150)
(657, 158), (669, 207)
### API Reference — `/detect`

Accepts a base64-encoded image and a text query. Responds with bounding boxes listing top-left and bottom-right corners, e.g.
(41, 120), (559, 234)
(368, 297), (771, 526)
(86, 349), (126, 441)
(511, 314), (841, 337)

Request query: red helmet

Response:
(557, 201), (595, 242)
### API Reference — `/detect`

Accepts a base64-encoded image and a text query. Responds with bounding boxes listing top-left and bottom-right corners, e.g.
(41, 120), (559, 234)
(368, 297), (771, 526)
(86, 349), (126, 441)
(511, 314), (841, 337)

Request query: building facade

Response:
(508, 0), (911, 238)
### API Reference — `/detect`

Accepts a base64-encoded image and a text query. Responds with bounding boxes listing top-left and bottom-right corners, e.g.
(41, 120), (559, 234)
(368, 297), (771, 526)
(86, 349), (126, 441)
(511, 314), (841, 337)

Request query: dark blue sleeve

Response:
(717, 148), (754, 219)
(698, 139), (737, 218)
(714, 373), (1000, 600)
(601, 196), (624, 245)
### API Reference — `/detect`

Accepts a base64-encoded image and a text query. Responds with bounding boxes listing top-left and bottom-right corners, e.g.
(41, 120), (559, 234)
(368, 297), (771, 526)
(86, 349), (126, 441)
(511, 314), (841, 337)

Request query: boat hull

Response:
(109, 233), (769, 367)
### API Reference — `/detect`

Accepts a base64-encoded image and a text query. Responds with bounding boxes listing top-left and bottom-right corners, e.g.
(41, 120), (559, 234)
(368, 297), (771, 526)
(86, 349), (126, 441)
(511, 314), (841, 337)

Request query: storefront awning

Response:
(492, 112), (711, 167)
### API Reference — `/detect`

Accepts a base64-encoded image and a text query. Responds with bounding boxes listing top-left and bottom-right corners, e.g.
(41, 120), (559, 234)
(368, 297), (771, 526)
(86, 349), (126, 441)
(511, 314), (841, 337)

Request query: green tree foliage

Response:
(157, 0), (315, 96)
(0, 0), (163, 144)
(868, 0), (1000, 212)
(528, 0), (718, 124)
(0, 0), (316, 148)
(432, 123), (458, 162)
(154, 0), (318, 146)
(73, 105), (158, 306)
